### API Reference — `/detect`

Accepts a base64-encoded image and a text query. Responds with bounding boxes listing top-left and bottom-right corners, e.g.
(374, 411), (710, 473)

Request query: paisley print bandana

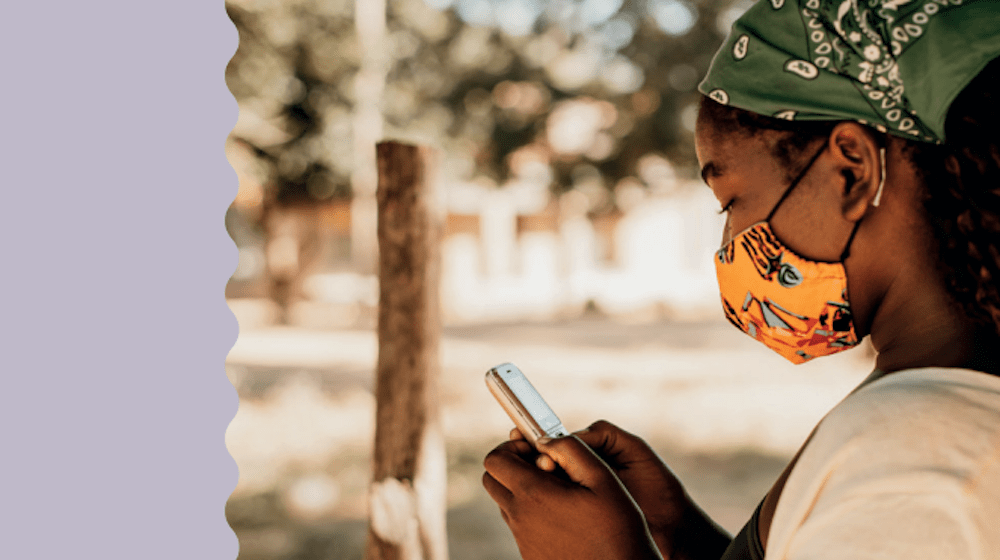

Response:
(715, 222), (860, 363)
(698, 0), (1000, 144)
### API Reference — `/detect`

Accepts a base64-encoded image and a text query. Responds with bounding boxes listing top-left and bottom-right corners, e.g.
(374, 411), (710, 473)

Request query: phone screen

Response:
(497, 366), (564, 435)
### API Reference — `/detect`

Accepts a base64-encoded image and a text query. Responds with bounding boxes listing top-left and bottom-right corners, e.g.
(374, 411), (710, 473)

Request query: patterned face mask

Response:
(714, 144), (882, 363)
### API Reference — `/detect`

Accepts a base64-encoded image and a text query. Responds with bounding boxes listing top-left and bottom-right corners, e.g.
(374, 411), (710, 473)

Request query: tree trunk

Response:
(366, 141), (448, 560)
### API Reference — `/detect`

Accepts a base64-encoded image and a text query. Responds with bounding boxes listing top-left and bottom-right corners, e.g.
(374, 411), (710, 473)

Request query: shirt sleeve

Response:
(779, 482), (979, 559)
(765, 369), (1000, 560)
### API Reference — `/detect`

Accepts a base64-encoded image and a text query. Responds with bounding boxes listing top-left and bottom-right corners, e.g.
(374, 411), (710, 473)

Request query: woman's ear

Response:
(828, 122), (884, 222)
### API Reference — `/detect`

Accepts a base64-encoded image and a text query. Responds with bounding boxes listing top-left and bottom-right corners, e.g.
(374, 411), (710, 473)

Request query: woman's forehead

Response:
(694, 119), (770, 170)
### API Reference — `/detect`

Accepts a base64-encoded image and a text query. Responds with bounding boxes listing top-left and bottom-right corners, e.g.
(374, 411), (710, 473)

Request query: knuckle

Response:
(547, 437), (575, 457)
(590, 419), (614, 433)
(483, 447), (505, 469)
(510, 440), (532, 454)
(505, 505), (521, 526)
(618, 429), (640, 446)
(518, 479), (543, 503)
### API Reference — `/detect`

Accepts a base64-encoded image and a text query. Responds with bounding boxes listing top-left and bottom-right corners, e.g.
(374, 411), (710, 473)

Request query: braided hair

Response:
(916, 58), (1000, 331)
(698, 56), (1000, 334)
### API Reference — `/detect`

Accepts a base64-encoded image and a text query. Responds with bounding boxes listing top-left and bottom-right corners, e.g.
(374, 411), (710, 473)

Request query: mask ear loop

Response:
(766, 143), (828, 223)
(871, 147), (887, 207)
(841, 146), (887, 260)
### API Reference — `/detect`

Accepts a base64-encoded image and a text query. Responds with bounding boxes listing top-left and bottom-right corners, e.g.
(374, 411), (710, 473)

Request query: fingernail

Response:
(574, 428), (590, 435)
(537, 437), (552, 445)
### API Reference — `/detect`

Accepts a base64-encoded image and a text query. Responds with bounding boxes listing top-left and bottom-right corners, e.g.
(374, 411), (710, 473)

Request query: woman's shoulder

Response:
(824, 366), (1000, 450)
(808, 366), (1000, 485)
(765, 367), (1000, 559)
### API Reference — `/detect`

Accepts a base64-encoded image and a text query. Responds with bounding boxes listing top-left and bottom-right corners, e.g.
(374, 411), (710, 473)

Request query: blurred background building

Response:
(224, 1), (876, 559)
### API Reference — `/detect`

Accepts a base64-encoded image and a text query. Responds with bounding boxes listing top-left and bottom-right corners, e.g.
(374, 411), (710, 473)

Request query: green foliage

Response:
(226, 0), (741, 208)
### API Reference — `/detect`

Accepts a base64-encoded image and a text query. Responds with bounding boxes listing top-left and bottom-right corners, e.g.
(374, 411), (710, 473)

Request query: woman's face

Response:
(694, 118), (857, 263)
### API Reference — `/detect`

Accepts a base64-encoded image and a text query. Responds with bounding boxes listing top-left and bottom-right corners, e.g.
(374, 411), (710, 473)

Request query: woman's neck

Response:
(869, 272), (1000, 376)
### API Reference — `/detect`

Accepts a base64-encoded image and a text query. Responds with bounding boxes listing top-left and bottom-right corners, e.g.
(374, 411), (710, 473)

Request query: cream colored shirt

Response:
(766, 368), (1000, 560)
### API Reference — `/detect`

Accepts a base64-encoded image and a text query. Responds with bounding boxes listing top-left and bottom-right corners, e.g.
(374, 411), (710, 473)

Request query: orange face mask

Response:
(714, 145), (874, 364)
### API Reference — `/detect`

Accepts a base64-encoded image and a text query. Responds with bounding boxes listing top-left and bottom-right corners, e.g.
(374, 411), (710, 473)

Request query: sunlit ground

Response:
(225, 299), (875, 560)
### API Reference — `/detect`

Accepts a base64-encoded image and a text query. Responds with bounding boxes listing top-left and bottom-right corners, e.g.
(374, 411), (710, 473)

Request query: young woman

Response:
(482, 1), (1000, 559)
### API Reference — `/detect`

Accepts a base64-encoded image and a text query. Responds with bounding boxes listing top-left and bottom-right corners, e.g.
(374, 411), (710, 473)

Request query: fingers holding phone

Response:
(485, 368), (728, 560)
(509, 427), (559, 472)
(487, 363), (569, 473)
(490, 372), (681, 520)
(572, 420), (733, 559)
(482, 434), (661, 560)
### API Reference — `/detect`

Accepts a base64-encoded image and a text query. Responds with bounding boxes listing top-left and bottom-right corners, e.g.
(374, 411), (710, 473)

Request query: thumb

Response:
(536, 435), (614, 489)
(574, 425), (621, 459)
(573, 421), (648, 468)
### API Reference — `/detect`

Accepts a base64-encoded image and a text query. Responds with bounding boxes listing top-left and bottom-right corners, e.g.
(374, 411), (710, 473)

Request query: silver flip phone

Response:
(485, 362), (569, 445)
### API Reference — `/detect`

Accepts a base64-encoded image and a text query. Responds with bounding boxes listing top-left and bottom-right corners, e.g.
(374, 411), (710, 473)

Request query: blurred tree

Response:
(227, 0), (739, 198)
(225, 0), (740, 314)
(226, 0), (357, 319)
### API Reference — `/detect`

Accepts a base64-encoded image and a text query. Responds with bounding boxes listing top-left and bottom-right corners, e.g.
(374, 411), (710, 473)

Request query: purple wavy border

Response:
(0, 1), (240, 557)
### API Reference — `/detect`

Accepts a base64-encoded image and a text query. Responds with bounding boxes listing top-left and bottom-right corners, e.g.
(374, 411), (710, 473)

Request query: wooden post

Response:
(366, 141), (448, 560)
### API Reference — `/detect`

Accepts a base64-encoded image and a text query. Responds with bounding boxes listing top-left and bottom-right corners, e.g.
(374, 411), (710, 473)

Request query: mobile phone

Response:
(485, 362), (569, 445)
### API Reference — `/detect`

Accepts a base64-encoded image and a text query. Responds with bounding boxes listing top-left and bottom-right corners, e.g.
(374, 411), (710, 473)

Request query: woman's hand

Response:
(482, 435), (662, 560)
(512, 421), (731, 560)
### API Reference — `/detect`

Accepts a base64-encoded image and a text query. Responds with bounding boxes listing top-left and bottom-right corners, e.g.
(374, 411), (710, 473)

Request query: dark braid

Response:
(698, 56), (1000, 334)
(914, 57), (1000, 332)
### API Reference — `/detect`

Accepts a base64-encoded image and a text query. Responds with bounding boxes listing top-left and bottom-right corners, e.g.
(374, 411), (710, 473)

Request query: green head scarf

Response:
(698, 0), (1000, 144)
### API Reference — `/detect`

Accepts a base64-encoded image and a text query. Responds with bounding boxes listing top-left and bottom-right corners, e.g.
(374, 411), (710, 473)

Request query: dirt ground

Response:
(225, 302), (876, 560)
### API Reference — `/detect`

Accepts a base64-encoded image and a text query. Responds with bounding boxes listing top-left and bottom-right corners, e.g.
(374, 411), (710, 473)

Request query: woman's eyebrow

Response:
(700, 162), (723, 184)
